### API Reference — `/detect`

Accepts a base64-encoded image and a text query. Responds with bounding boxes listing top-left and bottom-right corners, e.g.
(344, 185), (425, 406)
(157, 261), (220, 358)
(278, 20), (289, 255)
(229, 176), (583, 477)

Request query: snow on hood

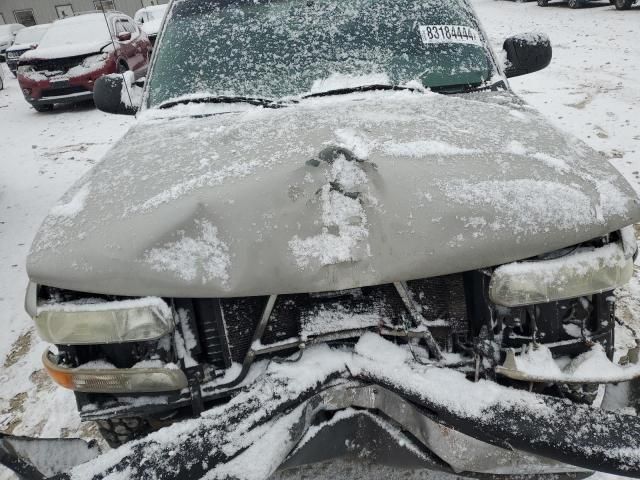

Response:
(21, 41), (109, 62)
(27, 90), (640, 297)
(7, 43), (34, 53)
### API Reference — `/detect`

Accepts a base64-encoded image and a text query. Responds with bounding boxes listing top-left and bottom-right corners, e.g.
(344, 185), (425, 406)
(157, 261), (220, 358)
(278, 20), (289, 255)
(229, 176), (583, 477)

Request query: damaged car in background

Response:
(4, 0), (640, 479)
(134, 4), (168, 47)
(17, 12), (151, 112)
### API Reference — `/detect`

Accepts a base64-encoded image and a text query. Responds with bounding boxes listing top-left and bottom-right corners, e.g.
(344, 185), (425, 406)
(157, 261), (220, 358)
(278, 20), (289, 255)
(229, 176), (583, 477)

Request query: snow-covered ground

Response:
(0, 0), (639, 478)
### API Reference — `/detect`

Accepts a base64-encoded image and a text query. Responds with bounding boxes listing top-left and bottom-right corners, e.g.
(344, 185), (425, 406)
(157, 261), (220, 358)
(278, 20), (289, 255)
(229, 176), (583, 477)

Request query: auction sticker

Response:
(418, 25), (482, 46)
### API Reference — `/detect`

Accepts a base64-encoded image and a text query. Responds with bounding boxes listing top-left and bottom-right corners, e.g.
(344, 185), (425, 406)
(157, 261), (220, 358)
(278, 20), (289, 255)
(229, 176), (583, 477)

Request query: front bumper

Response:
(66, 336), (640, 480)
(0, 382), (600, 480)
(26, 91), (95, 107)
(280, 384), (590, 477)
(17, 59), (115, 106)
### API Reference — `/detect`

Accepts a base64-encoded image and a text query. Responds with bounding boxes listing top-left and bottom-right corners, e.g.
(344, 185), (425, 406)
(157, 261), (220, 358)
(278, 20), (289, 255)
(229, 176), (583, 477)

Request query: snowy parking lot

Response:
(1, 0), (640, 478)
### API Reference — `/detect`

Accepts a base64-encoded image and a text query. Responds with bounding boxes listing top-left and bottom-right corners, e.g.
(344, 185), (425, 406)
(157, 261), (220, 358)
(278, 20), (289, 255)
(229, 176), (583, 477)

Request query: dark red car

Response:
(17, 12), (151, 112)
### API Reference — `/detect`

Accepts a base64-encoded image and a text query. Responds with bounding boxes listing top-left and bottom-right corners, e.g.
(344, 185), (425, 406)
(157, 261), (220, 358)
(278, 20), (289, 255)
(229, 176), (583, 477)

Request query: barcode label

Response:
(419, 25), (482, 46)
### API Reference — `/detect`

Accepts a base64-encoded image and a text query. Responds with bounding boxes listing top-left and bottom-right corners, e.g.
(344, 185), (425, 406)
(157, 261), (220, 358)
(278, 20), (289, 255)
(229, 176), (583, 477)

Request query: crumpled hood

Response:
(27, 90), (640, 297)
(21, 41), (108, 62)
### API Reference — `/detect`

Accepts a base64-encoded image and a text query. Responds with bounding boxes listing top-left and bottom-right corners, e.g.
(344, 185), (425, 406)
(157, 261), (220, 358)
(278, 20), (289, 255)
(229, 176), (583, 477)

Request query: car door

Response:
(120, 17), (146, 73)
(112, 17), (138, 71)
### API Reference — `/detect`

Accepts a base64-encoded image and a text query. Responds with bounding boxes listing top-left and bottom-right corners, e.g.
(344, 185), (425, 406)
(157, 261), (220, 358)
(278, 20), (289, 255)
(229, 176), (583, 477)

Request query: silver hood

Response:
(27, 90), (640, 297)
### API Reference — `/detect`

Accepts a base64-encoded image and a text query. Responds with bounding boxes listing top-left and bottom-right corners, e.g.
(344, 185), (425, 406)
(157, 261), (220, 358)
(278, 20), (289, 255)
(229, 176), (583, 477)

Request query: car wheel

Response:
(614, 0), (633, 9)
(33, 104), (54, 113)
(538, 0), (550, 5)
(96, 417), (152, 448)
(567, 0), (583, 7)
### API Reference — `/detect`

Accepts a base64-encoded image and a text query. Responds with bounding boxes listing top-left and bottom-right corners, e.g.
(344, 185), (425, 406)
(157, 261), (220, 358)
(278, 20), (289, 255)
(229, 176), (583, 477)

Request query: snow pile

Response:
(48, 182), (91, 218)
(508, 344), (563, 378)
(506, 140), (570, 172)
(143, 219), (230, 285)
(382, 140), (479, 157)
(289, 154), (372, 269)
(564, 344), (629, 380)
(509, 32), (549, 46)
(334, 128), (372, 160)
(354, 331), (410, 366)
(531, 152), (570, 173)
(500, 343), (640, 383)
(505, 140), (527, 156)
(76, 360), (117, 370)
(300, 306), (381, 339)
(595, 179), (633, 219)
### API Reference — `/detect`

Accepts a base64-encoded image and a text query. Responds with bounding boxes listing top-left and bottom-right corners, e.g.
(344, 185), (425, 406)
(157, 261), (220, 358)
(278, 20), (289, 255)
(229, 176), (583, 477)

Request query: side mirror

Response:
(117, 31), (132, 42)
(94, 73), (140, 115)
(502, 33), (552, 78)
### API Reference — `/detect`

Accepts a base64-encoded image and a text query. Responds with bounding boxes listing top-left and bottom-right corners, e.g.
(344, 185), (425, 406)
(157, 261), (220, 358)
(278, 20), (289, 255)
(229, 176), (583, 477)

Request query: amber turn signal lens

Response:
(43, 358), (76, 389)
(42, 350), (188, 394)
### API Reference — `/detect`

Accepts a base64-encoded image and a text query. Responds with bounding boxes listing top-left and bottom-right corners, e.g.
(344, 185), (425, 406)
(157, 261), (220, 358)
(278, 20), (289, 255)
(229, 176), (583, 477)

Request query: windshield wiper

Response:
(158, 95), (296, 110)
(301, 84), (421, 99)
(431, 80), (507, 95)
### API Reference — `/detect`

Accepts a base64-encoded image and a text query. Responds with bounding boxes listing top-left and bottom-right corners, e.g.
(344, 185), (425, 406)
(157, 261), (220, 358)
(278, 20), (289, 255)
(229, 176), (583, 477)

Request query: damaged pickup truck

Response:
(5, 0), (640, 479)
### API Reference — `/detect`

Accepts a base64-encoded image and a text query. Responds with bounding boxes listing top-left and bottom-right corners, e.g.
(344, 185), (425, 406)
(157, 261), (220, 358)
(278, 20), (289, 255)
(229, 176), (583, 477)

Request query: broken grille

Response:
(189, 274), (468, 370)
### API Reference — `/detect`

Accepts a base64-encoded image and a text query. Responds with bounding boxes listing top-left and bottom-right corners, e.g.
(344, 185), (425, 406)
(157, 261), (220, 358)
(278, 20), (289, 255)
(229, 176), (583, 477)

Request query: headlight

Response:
(7, 51), (19, 59)
(43, 350), (187, 393)
(34, 296), (174, 345)
(489, 238), (634, 307)
(81, 53), (108, 68)
(17, 65), (34, 74)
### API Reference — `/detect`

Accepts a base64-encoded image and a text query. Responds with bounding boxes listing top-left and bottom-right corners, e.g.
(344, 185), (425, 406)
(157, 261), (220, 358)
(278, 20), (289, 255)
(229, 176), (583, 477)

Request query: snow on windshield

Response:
(14, 25), (49, 45)
(38, 15), (111, 49)
(147, 0), (495, 106)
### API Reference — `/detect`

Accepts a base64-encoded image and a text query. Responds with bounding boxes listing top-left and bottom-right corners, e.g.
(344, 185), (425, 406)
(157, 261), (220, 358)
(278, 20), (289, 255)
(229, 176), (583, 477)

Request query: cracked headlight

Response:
(17, 64), (34, 74)
(33, 296), (174, 345)
(81, 53), (108, 68)
(489, 236), (635, 307)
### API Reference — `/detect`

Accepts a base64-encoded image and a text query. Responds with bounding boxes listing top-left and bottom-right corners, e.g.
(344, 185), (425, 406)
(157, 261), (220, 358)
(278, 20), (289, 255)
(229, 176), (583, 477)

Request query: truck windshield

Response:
(147, 0), (497, 107)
